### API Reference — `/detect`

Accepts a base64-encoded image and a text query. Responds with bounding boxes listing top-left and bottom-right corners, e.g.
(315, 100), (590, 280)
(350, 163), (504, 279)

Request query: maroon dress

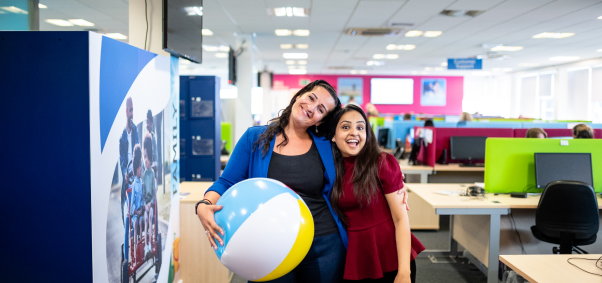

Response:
(341, 153), (425, 280)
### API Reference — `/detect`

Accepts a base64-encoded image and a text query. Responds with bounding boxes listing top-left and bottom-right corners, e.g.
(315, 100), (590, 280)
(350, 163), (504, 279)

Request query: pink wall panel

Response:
(272, 74), (464, 115)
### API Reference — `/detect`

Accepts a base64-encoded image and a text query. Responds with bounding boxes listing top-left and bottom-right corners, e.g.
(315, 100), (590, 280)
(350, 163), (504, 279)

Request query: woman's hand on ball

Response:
(197, 204), (225, 250)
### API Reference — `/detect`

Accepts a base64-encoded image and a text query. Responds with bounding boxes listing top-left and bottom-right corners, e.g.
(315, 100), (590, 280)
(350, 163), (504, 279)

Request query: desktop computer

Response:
(534, 153), (593, 189)
(377, 128), (389, 148)
(450, 136), (487, 167)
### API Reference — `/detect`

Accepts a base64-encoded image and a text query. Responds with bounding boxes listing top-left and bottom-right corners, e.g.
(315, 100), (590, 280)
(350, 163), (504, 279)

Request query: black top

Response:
(268, 140), (339, 237)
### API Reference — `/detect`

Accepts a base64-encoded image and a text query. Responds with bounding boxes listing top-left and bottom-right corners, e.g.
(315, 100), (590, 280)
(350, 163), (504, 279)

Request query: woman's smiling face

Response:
(332, 110), (367, 157)
(290, 86), (336, 128)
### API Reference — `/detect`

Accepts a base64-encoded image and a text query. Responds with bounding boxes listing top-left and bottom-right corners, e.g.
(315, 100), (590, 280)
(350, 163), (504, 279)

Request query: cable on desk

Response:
(509, 212), (526, 255)
(567, 255), (602, 277)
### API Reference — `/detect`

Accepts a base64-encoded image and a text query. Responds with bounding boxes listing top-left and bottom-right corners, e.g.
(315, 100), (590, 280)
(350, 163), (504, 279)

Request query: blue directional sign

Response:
(447, 58), (482, 70)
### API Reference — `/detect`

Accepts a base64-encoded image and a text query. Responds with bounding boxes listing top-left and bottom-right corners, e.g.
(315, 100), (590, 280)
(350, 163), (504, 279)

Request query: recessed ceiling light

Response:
(359, 70), (367, 74)
(293, 29), (310, 36)
(385, 54), (399, 59)
(401, 44), (416, 50)
(373, 54), (385, 59)
(215, 53), (228, 58)
(298, 66), (307, 69)
(405, 30), (423, 37)
(218, 46), (229, 52)
(275, 29), (292, 36)
(202, 29), (213, 36)
(533, 32), (575, 39)
(598, 16), (602, 19)
(386, 44), (396, 50)
(425, 67), (433, 71)
(518, 63), (540, 67)
(424, 31), (442, 37)
(295, 44), (308, 49)
(288, 66), (297, 69)
(597, 49), (602, 52)
(271, 7), (309, 17)
(283, 53), (308, 59)
(289, 69), (307, 74)
(280, 44), (293, 49)
(184, 7), (203, 16)
(104, 33), (128, 40)
(441, 62), (448, 67)
(38, 3), (47, 9)
(297, 60), (307, 65)
(45, 19), (74, 26)
(550, 56), (579, 61)
(285, 60), (295, 65)
(350, 70), (358, 74)
(367, 61), (384, 66)
(1, 6), (28, 14)
(68, 19), (94, 26)
(490, 46), (523, 51)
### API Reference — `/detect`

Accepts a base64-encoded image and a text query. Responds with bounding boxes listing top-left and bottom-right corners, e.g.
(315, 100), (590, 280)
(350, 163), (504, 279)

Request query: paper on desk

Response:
(435, 190), (462, 196)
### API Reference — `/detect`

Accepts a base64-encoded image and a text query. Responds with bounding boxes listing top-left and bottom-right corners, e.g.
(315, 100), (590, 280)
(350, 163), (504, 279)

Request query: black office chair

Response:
(530, 180), (599, 254)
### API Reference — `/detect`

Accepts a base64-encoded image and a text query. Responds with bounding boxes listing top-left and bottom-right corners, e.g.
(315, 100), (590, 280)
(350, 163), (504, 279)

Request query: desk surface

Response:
(180, 181), (213, 204)
(434, 163), (485, 172)
(500, 254), (602, 283)
(408, 183), (602, 209)
(399, 160), (433, 172)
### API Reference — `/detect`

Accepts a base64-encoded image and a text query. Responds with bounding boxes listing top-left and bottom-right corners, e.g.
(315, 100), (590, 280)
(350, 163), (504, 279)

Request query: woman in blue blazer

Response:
(197, 80), (346, 282)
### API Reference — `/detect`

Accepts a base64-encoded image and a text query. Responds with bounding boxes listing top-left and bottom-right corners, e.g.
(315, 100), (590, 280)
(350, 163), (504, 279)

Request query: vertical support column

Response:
(233, 35), (255, 143)
(487, 213), (502, 283)
(259, 71), (273, 125)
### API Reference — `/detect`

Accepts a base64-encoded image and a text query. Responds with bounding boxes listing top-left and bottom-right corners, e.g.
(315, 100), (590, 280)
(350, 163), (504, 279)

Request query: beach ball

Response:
(213, 178), (314, 281)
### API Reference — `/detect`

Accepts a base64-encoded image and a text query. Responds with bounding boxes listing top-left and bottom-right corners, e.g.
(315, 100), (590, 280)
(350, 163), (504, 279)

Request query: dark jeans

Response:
(252, 233), (346, 283)
(342, 260), (416, 283)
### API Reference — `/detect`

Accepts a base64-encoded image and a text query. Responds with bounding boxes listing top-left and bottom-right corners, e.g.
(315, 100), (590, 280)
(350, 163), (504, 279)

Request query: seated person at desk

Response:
(424, 119), (434, 127)
(573, 124), (593, 139)
(403, 113), (412, 121)
(460, 112), (473, 122)
(525, 127), (547, 139)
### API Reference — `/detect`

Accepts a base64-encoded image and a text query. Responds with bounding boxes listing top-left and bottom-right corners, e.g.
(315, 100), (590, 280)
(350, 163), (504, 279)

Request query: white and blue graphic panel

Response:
(89, 32), (178, 283)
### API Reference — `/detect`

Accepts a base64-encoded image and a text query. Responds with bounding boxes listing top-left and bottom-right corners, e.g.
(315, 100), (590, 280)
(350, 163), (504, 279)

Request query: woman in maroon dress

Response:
(329, 105), (425, 283)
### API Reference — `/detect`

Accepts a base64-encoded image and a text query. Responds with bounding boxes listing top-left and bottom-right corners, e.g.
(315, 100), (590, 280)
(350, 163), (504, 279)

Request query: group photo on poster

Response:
(337, 77), (363, 106)
(421, 78), (447, 106)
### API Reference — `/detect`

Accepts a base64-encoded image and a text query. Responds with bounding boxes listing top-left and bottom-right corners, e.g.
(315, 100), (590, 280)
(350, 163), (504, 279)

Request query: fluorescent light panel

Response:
(283, 53), (308, 59)
(386, 44), (415, 50)
(441, 62), (448, 66)
(533, 32), (575, 39)
(202, 29), (213, 35)
(280, 44), (293, 49)
(1, 6), (28, 14)
(293, 29), (310, 36)
(297, 60), (307, 65)
(45, 19), (73, 26)
(405, 30), (423, 37)
(289, 69), (307, 74)
(273, 7), (308, 17)
(38, 3), (47, 8)
(490, 46), (523, 51)
(68, 19), (94, 26)
(275, 29), (292, 36)
(215, 53), (228, 58)
(285, 60), (295, 65)
(424, 31), (442, 37)
(296, 44), (308, 49)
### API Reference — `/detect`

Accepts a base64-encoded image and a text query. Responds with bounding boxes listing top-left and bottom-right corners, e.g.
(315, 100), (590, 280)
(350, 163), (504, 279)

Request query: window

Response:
(519, 73), (555, 119)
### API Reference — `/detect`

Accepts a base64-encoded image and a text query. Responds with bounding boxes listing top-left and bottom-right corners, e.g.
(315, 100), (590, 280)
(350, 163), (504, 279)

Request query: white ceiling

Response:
(38, 0), (602, 75)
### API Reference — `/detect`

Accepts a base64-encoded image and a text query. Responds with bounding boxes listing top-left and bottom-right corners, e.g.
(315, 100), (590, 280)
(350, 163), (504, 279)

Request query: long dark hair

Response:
(329, 104), (383, 224)
(254, 80), (341, 155)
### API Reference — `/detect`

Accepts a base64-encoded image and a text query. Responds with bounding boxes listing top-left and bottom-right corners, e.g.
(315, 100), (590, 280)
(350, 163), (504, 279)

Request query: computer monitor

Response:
(377, 128), (389, 148)
(449, 136), (487, 166)
(534, 153), (593, 189)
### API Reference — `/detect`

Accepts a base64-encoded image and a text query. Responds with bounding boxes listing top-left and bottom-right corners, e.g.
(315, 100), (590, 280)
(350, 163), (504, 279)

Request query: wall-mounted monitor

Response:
(163, 0), (203, 63)
(370, 78), (414, 105)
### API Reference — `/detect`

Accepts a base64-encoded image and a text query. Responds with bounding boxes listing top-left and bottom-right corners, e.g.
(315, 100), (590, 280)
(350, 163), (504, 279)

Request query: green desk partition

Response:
(221, 122), (233, 153)
(369, 117), (385, 130)
(485, 138), (602, 193)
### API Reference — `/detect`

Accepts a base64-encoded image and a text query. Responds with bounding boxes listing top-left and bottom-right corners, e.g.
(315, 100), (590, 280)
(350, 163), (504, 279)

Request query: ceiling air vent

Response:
(388, 22), (414, 28)
(440, 10), (484, 18)
(345, 28), (403, 36)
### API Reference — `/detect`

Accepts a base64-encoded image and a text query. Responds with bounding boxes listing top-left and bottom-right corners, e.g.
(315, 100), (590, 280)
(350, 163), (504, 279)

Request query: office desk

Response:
(409, 183), (602, 283)
(180, 182), (232, 283)
(500, 254), (602, 283)
(399, 160), (433, 183)
(434, 163), (485, 172)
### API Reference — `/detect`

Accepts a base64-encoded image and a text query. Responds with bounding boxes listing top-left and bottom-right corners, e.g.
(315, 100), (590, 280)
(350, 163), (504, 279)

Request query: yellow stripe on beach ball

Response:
(256, 199), (315, 282)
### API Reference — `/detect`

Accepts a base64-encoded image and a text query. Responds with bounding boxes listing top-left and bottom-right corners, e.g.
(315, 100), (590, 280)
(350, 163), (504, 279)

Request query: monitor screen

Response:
(534, 153), (593, 189)
(450, 136), (487, 160)
(377, 128), (389, 147)
(163, 0), (204, 63)
(370, 78), (413, 105)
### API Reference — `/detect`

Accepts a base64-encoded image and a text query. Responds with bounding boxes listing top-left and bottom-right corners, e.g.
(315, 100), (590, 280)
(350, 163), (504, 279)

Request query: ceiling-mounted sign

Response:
(447, 58), (482, 70)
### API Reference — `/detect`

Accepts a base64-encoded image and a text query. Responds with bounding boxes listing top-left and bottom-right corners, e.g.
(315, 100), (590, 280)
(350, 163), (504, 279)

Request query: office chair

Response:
(530, 181), (599, 254)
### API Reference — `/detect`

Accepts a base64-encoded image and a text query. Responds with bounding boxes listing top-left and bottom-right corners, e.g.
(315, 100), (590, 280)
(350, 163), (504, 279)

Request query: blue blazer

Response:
(207, 125), (349, 249)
